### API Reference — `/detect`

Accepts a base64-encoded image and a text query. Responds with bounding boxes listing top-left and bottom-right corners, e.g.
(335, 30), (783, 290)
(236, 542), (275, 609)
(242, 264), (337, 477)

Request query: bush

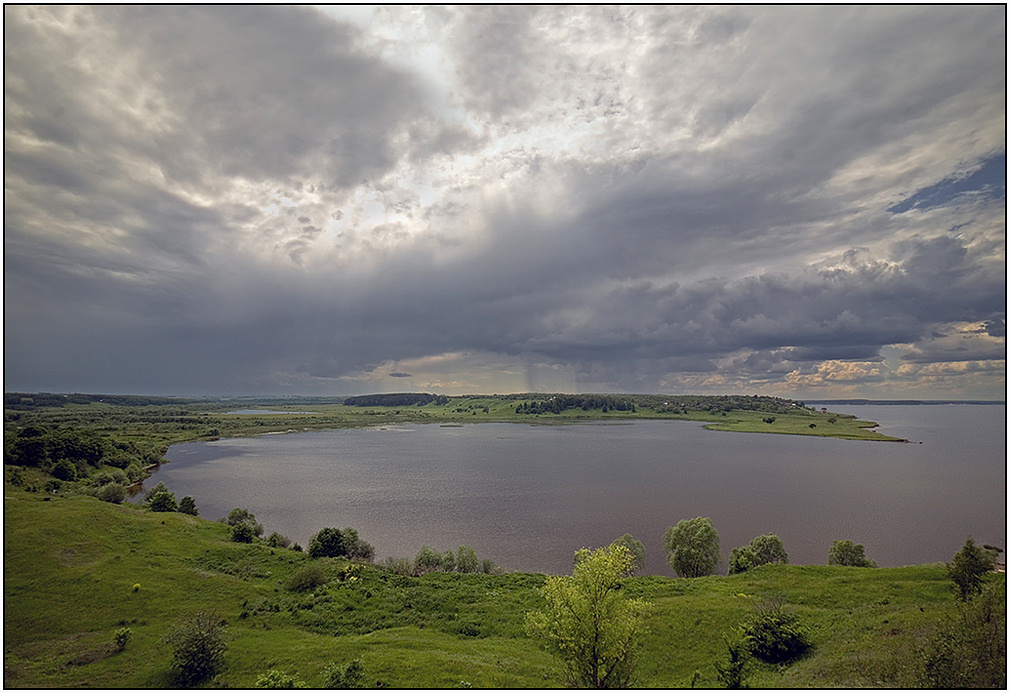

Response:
(255, 669), (305, 688)
(714, 628), (750, 689)
(161, 611), (228, 686)
(50, 459), (77, 481)
(226, 507), (256, 526)
(231, 522), (256, 543)
(286, 563), (327, 592)
(322, 658), (365, 689)
(114, 627), (131, 652)
(97, 482), (127, 504)
(266, 532), (291, 548)
(414, 545), (443, 574)
(742, 596), (812, 664)
(923, 583), (1006, 688)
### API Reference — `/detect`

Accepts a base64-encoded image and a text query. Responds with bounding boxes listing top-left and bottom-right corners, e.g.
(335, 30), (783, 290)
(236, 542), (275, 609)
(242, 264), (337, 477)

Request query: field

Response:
(4, 485), (1001, 688)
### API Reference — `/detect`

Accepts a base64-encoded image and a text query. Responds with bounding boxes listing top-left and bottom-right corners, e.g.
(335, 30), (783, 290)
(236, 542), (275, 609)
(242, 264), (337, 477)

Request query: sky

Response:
(4, 5), (1006, 399)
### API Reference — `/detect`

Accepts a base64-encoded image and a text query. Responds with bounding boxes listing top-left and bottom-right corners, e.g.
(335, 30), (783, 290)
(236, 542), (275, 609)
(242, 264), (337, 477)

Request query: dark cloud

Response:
(3, 6), (1005, 398)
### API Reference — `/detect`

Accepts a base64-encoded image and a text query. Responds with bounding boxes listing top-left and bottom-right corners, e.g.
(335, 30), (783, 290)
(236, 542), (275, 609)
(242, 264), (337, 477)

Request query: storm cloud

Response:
(4, 6), (1005, 398)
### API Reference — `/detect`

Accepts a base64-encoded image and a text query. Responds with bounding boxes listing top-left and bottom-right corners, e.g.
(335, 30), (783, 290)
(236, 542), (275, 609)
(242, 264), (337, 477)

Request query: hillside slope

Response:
(3, 487), (1000, 688)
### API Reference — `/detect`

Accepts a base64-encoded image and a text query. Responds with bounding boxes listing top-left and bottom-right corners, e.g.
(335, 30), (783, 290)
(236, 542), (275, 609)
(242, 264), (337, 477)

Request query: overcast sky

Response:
(4, 5), (1006, 399)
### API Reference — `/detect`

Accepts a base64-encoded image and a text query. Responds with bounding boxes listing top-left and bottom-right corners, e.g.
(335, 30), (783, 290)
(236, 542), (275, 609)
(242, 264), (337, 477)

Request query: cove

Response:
(153, 404), (1006, 576)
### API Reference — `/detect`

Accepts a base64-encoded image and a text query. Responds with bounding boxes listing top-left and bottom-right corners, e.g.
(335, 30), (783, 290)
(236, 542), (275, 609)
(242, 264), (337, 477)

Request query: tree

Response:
(178, 496), (199, 516)
(308, 527), (347, 558)
(161, 611), (228, 685)
(947, 535), (997, 601)
(526, 544), (649, 688)
(456, 545), (480, 573)
(611, 534), (646, 576)
(729, 534), (788, 574)
(828, 539), (877, 567)
(226, 507), (256, 526)
(663, 517), (721, 578)
(413, 545), (443, 573)
(148, 489), (178, 513)
(231, 522), (255, 543)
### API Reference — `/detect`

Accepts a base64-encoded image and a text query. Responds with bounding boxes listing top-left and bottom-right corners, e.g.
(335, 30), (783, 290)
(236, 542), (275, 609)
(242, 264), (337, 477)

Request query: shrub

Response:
(50, 459), (77, 481)
(742, 596), (812, 664)
(231, 522), (255, 543)
(456, 545), (480, 573)
(287, 563), (327, 592)
(114, 627), (131, 651)
(267, 532), (291, 548)
(713, 628), (750, 689)
(255, 669), (305, 688)
(161, 611), (228, 686)
(97, 482), (127, 504)
(322, 658), (365, 689)
(143, 481), (170, 503)
(923, 582), (1006, 688)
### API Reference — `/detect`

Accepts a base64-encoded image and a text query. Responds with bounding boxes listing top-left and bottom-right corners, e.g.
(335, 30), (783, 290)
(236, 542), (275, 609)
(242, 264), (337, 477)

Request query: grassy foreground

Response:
(5, 486), (996, 689)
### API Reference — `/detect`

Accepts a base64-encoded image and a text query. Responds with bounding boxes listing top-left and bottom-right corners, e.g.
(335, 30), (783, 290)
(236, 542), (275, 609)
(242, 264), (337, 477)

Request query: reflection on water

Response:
(151, 405), (1005, 576)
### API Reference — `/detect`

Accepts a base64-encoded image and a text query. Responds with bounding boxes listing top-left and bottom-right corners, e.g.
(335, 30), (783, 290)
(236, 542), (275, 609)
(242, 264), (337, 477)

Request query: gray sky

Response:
(4, 5), (1006, 398)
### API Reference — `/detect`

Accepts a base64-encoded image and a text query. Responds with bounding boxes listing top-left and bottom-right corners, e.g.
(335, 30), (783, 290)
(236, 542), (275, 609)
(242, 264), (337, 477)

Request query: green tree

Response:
(161, 611), (228, 686)
(413, 545), (443, 574)
(828, 539), (876, 567)
(456, 545), (480, 573)
(729, 534), (788, 574)
(308, 527), (347, 558)
(178, 496), (198, 516)
(525, 543), (650, 688)
(148, 489), (178, 513)
(611, 534), (646, 576)
(947, 535), (997, 601)
(227, 507), (256, 526)
(231, 522), (255, 543)
(663, 517), (721, 578)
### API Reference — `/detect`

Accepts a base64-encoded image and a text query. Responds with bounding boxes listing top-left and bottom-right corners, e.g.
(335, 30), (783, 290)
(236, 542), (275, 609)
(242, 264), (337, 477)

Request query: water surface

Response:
(153, 405), (1005, 575)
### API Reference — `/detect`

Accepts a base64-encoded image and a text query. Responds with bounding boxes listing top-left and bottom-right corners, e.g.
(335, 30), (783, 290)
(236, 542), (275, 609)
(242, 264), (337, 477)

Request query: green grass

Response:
(6, 484), (996, 688)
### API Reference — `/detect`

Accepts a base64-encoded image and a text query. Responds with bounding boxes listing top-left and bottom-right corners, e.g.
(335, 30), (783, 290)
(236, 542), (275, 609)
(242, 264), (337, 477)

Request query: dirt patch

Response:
(66, 643), (117, 667)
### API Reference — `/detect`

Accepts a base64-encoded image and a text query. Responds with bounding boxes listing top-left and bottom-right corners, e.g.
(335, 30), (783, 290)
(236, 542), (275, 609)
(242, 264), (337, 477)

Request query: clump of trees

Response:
(343, 393), (449, 407)
(827, 539), (877, 567)
(526, 542), (650, 688)
(729, 534), (788, 574)
(663, 517), (721, 577)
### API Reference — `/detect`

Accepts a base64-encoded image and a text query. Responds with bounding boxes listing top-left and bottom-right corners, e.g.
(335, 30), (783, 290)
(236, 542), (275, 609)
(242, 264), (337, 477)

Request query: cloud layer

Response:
(4, 6), (1005, 398)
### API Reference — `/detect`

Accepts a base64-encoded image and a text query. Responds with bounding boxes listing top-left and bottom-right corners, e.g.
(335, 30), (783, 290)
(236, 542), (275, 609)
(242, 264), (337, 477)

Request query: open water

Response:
(152, 404), (1005, 576)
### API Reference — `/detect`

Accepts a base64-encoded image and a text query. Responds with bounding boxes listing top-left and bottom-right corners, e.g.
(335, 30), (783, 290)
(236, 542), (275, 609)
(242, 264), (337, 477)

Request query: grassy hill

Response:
(5, 483), (1000, 688)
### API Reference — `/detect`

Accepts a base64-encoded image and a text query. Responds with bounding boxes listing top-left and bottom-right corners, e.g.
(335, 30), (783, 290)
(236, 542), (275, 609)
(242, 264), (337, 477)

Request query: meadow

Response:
(4, 483), (1001, 688)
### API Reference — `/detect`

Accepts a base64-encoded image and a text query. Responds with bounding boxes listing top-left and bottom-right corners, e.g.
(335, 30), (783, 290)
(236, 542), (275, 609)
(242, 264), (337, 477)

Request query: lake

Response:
(152, 404), (1005, 576)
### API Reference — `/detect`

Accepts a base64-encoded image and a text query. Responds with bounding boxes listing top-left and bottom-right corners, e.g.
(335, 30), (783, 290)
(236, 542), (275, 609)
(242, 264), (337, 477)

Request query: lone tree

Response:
(947, 535), (997, 601)
(828, 539), (877, 567)
(611, 534), (646, 577)
(526, 543), (650, 688)
(663, 517), (721, 577)
(729, 534), (788, 574)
